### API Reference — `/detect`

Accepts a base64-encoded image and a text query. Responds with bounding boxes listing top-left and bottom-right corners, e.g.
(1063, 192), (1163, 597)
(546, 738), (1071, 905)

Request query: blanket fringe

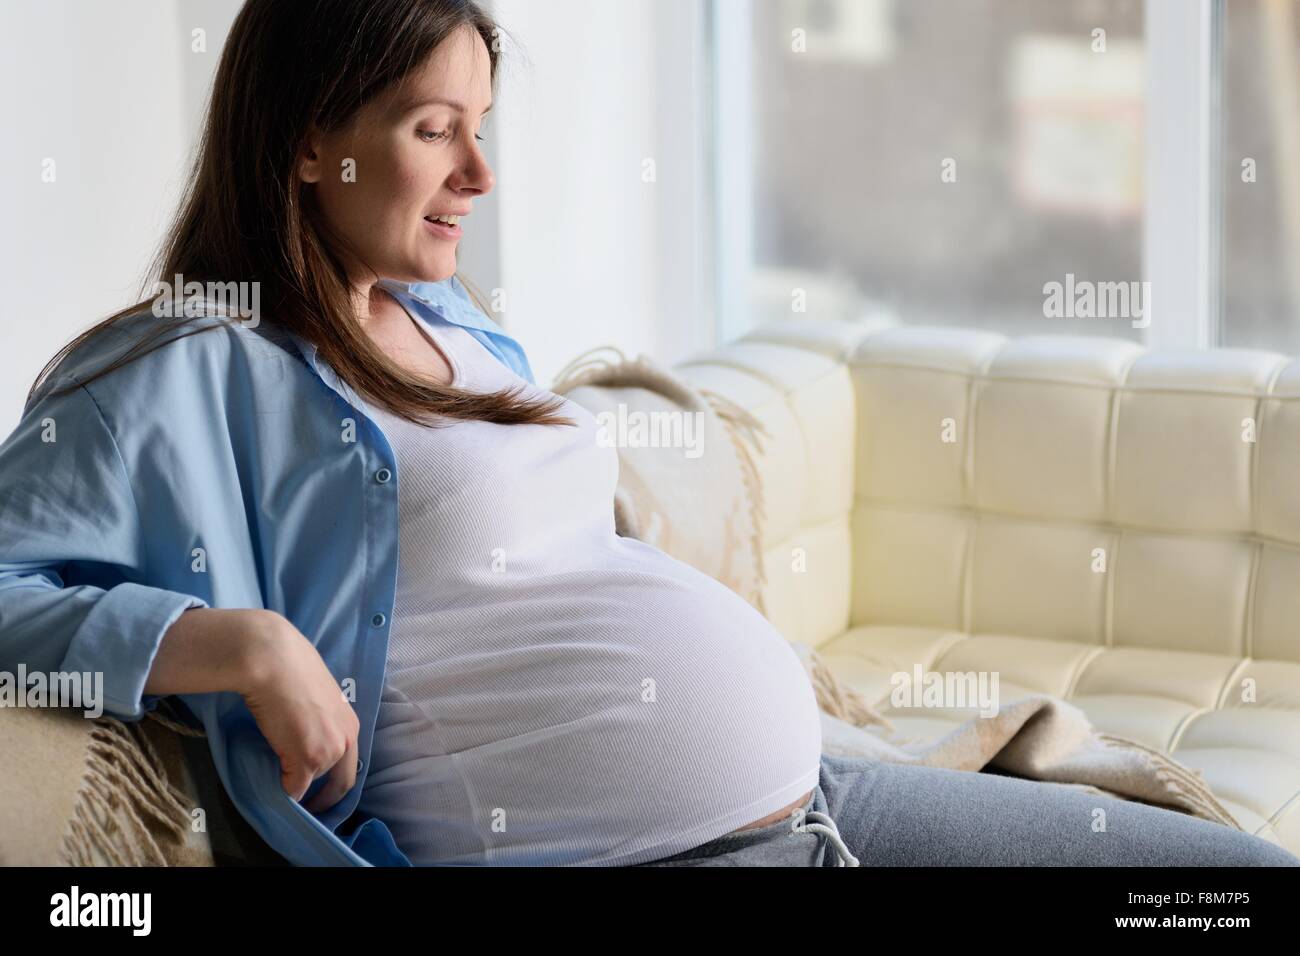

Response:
(699, 387), (772, 618)
(60, 716), (199, 867)
(550, 346), (631, 391)
(146, 708), (207, 738)
(550, 347), (708, 414)
(804, 647), (896, 732)
(1097, 732), (1243, 829)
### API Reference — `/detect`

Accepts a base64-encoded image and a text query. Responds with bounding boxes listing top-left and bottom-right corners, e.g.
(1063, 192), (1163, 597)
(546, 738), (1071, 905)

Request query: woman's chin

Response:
(404, 259), (458, 284)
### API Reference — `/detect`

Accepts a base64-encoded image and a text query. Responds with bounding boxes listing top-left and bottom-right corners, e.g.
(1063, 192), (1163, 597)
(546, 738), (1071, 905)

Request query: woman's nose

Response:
(453, 141), (494, 196)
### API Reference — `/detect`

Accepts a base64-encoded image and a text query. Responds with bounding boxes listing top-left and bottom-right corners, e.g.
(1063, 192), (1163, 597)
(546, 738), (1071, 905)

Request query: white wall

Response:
(0, 0), (198, 434)
(488, 0), (715, 387)
(0, 0), (713, 435)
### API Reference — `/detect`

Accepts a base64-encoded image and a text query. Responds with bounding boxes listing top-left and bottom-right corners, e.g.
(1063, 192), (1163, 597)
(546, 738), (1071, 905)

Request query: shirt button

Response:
(356, 757), (365, 773)
(375, 467), (392, 483)
(371, 612), (387, 627)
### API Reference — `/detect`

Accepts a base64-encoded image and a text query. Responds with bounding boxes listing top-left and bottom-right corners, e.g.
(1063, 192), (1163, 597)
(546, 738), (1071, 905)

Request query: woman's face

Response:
(299, 24), (496, 289)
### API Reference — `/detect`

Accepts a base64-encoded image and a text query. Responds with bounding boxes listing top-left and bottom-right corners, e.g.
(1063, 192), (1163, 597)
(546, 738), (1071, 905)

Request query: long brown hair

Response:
(29, 0), (575, 429)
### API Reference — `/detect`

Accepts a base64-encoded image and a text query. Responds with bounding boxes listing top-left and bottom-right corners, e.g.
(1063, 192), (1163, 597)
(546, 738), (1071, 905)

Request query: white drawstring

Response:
(791, 809), (860, 867)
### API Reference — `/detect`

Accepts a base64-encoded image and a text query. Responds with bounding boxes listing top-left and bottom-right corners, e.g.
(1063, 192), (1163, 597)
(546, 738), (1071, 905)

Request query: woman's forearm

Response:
(145, 606), (360, 808)
(143, 607), (281, 699)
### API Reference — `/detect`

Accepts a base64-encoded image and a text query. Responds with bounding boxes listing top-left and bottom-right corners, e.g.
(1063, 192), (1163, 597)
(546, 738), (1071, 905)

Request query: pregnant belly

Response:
(366, 552), (823, 864)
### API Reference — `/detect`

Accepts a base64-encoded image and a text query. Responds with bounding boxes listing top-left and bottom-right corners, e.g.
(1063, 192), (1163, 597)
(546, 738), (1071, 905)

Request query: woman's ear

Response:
(298, 127), (325, 184)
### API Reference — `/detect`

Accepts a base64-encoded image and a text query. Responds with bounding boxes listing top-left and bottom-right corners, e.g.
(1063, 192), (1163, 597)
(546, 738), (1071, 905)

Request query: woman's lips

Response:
(423, 217), (462, 240)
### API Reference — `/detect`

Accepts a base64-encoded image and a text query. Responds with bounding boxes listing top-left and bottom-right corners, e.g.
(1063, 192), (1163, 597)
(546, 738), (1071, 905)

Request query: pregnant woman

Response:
(1, 0), (1296, 868)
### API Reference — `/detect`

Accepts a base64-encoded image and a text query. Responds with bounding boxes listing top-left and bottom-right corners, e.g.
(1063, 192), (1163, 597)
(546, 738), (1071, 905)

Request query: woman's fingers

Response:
(302, 734), (359, 814)
(283, 762), (316, 804)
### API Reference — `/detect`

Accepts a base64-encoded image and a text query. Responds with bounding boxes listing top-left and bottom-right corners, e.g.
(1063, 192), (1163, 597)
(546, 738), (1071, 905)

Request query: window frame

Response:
(1143, 0), (1224, 349)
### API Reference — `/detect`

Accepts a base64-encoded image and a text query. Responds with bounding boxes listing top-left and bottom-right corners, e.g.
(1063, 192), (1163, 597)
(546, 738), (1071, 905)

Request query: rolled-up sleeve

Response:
(0, 380), (209, 721)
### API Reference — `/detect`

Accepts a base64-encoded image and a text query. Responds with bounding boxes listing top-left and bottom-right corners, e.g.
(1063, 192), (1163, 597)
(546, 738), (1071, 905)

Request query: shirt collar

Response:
(380, 275), (509, 339)
(284, 276), (509, 393)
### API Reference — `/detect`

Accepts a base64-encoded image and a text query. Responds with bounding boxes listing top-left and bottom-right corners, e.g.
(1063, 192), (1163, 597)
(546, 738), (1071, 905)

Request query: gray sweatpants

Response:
(635, 754), (1300, 867)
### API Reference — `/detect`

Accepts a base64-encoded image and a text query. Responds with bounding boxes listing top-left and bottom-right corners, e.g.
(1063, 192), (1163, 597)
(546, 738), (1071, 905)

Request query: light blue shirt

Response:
(0, 276), (535, 866)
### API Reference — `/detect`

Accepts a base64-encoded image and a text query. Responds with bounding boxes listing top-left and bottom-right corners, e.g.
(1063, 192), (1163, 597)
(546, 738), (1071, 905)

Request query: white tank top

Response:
(354, 311), (821, 866)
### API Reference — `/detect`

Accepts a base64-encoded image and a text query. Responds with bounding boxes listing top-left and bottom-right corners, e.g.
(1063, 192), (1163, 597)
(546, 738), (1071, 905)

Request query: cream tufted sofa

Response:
(674, 317), (1300, 855)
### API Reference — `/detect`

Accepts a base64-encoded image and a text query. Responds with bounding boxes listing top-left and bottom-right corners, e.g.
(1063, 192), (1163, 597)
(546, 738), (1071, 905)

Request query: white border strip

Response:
(710, 0), (755, 346)
(1143, 0), (1223, 348)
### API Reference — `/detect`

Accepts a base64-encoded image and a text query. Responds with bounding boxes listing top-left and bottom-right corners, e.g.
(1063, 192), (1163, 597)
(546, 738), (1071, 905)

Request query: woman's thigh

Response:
(822, 755), (1300, 867)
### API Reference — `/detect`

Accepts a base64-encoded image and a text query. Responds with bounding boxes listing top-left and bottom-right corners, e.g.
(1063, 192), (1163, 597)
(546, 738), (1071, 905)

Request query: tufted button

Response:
(371, 612), (387, 627)
(375, 467), (392, 484)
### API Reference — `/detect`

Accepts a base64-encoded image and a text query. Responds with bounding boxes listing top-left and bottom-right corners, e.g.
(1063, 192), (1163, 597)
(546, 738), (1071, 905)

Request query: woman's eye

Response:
(417, 128), (484, 144)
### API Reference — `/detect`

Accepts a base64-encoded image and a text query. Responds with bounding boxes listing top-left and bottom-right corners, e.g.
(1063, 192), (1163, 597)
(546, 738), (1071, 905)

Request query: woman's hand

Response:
(236, 611), (362, 813)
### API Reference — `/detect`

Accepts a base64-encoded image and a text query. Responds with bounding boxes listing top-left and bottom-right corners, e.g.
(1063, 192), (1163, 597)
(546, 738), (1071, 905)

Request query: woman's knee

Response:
(1174, 824), (1300, 867)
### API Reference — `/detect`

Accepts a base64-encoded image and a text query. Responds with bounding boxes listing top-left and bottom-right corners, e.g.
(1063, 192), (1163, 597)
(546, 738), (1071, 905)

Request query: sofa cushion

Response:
(697, 321), (1300, 857)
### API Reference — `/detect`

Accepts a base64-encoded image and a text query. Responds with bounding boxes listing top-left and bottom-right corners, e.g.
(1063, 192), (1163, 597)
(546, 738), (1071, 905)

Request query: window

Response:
(711, 0), (1300, 353)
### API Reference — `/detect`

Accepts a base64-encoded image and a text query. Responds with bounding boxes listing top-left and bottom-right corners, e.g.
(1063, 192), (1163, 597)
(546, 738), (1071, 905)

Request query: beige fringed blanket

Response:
(796, 645), (1241, 828)
(0, 703), (213, 866)
(551, 345), (1243, 832)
